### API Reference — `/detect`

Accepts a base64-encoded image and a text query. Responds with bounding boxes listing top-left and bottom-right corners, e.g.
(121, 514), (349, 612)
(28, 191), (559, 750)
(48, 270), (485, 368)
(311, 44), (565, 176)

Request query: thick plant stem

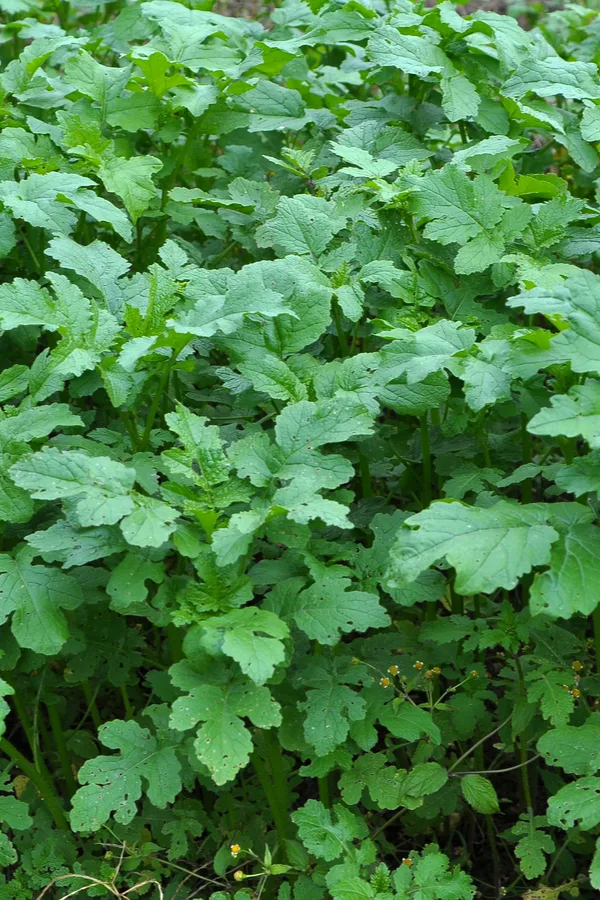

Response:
(121, 685), (134, 720)
(420, 415), (432, 508)
(11, 691), (35, 756)
(252, 731), (291, 859)
(82, 680), (102, 731)
(46, 703), (77, 799)
(0, 737), (68, 830)
(451, 583), (464, 616)
(167, 623), (183, 664)
(318, 775), (331, 808)
(332, 300), (348, 357)
(141, 350), (177, 450)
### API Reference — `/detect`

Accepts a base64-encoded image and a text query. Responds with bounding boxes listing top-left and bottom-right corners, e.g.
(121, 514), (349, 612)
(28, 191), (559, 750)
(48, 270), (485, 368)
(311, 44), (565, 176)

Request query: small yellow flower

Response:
(572, 660), (583, 672)
(470, 670), (479, 678)
(402, 857), (413, 868)
(230, 844), (241, 857)
(572, 688), (581, 698)
(380, 677), (391, 688)
(500, 889), (507, 897)
(413, 660), (424, 671)
(388, 665), (400, 676)
(425, 670), (435, 680)
(432, 666), (441, 675)
(233, 870), (245, 882)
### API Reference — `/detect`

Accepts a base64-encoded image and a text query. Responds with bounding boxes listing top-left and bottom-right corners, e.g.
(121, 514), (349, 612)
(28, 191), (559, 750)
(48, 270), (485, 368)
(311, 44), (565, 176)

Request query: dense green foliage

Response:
(3, 0), (600, 896)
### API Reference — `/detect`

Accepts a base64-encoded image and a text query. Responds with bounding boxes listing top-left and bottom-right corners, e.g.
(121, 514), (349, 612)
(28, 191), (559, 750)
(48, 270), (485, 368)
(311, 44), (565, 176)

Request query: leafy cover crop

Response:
(3, 0), (600, 897)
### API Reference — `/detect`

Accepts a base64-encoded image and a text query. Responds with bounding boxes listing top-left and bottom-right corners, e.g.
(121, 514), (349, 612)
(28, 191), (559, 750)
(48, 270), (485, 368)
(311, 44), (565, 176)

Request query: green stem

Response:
(520, 413), (533, 504)
(0, 737), (68, 830)
(141, 351), (177, 450)
(121, 685), (134, 720)
(451, 585), (464, 616)
(82, 681), (102, 731)
(21, 229), (41, 271)
(118, 411), (141, 453)
(448, 715), (512, 774)
(332, 299), (348, 357)
(420, 414), (432, 508)
(167, 623), (183, 664)
(318, 775), (331, 808)
(252, 731), (291, 859)
(12, 692), (35, 756)
(370, 807), (406, 840)
(46, 703), (77, 799)
(358, 452), (372, 499)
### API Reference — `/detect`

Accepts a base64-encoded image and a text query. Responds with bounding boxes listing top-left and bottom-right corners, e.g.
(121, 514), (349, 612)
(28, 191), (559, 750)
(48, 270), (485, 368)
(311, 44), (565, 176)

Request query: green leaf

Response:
(300, 658), (366, 757)
(460, 775), (500, 814)
(538, 720), (600, 774)
(11, 448), (136, 526)
(289, 562), (389, 645)
(388, 501), (558, 595)
(0, 404), (83, 443)
(0, 549), (83, 654)
(292, 800), (365, 861)
(526, 669), (575, 726)
(199, 608), (289, 685)
(99, 156), (162, 223)
(71, 719), (181, 831)
(338, 753), (405, 810)
(511, 816), (554, 880)
(381, 321), (475, 384)
(393, 844), (475, 900)
(169, 662), (281, 784)
(379, 701), (441, 745)
(367, 27), (447, 78)
(530, 510), (600, 619)
(164, 404), (230, 490)
(528, 383), (600, 448)
(508, 270), (600, 375)
(502, 57), (600, 101)
(548, 776), (600, 830)
(64, 49), (131, 104)
(256, 196), (346, 258)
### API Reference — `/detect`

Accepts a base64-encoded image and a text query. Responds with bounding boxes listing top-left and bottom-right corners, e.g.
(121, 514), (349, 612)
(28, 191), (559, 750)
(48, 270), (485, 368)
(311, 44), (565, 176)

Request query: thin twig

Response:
(449, 754), (541, 777)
